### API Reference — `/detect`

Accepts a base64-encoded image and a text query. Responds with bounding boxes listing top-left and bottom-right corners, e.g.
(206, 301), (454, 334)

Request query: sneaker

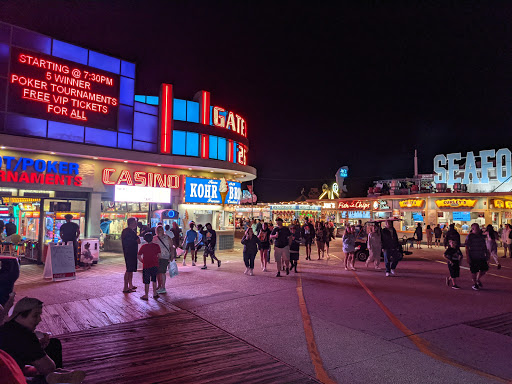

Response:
(445, 277), (450, 286)
(244, 267), (249, 275)
(385, 272), (390, 277)
(345, 267), (349, 271)
(201, 265), (207, 270)
(286, 267), (289, 275)
(156, 288), (167, 294)
(451, 285), (461, 290)
(276, 272), (281, 277)
(192, 261), (196, 266)
(262, 268), (267, 272)
(218, 260), (221, 267)
(249, 269), (254, 276)
(477, 280), (483, 288)
(472, 284), (480, 291)
(182, 261), (186, 266)
(46, 370), (86, 384)
(390, 269), (395, 275)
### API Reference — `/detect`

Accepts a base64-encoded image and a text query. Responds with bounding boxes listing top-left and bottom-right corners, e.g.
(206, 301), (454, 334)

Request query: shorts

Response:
(304, 237), (313, 246)
(196, 244), (203, 251)
(258, 242), (270, 251)
(274, 246), (290, 263)
(158, 258), (169, 274)
(469, 259), (489, 274)
(290, 251), (299, 261)
(124, 252), (138, 273)
(142, 266), (158, 284)
(185, 242), (195, 251)
(448, 260), (460, 278)
(204, 247), (215, 258)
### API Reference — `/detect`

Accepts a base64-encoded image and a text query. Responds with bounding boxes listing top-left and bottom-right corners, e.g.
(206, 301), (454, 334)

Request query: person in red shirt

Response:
(137, 233), (161, 300)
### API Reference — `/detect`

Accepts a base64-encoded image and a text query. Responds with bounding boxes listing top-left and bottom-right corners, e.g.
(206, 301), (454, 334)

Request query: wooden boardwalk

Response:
(60, 311), (319, 384)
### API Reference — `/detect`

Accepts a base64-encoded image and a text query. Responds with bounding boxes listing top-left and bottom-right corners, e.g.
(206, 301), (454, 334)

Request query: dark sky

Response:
(1, 1), (512, 202)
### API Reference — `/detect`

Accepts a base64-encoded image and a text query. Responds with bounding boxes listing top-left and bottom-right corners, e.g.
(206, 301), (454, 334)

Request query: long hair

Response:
(486, 224), (498, 240)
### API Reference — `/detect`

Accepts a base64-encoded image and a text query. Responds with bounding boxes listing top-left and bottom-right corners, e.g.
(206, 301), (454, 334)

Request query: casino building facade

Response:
(0, 22), (256, 259)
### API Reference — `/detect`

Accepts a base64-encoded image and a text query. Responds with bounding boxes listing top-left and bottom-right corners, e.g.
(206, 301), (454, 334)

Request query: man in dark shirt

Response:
(443, 223), (460, 248)
(302, 218), (315, 261)
(270, 218), (292, 277)
(171, 222), (182, 250)
(465, 223), (489, 291)
(122, 218), (140, 293)
(201, 223), (221, 269)
(59, 214), (80, 267)
(5, 218), (16, 238)
(0, 297), (85, 383)
(381, 220), (401, 277)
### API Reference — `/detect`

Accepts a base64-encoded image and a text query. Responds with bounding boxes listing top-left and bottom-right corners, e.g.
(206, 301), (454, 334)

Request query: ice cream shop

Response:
(0, 21), (256, 258)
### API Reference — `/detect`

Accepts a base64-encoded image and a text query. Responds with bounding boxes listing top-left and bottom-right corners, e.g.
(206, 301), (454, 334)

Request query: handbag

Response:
(169, 260), (179, 277)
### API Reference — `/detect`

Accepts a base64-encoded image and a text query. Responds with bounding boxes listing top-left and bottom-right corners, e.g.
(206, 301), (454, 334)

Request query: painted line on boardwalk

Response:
(351, 271), (509, 383)
(296, 276), (336, 384)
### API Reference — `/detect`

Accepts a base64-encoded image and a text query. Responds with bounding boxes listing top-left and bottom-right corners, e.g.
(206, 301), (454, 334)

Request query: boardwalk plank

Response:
(50, 304), (81, 333)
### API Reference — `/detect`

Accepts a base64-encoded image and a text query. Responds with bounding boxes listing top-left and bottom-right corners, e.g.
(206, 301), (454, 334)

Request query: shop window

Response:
(218, 137), (227, 160)
(134, 95), (146, 103)
(173, 99), (187, 121)
(118, 105), (134, 134)
(121, 60), (135, 79)
(133, 112), (157, 143)
(117, 133), (132, 150)
(12, 27), (51, 54)
(134, 102), (158, 115)
(133, 140), (157, 152)
(0, 43), (9, 76)
(186, 132), (199, 156)
(88, 51), (121, 74)
(186, 101), (199, 123)
(0, 23), (9, 44)
(119, 77), (135, 106)
(146, 96), (159, 105)
(5, 114), (47, 137)
(48, 121), (84, 143)
(85, 127), (117, 147)
(52, 40), (88, 65)
(209, 136), (218, 159)
(172, 131), (186, 155)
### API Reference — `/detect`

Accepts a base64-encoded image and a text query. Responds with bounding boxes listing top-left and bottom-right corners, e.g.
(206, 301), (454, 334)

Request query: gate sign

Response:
(185, 177), (241, 205)
(8, 47), (120, 130)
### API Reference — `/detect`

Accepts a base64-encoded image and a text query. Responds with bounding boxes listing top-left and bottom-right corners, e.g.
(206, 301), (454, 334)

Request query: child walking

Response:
(444, 239), (463, 289)
(137, 233), (161, 300)
(289, 225), (301, 272)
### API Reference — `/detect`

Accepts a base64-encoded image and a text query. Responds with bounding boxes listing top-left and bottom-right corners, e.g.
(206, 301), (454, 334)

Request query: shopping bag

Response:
(169, 260), (179, 278)
(176, 247), (185, 257)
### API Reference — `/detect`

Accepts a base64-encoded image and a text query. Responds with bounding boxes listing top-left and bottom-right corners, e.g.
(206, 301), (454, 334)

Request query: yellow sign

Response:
(399, 199), (425, 208)
(493, 199), (512, 209)
(435, 199), (477, 208)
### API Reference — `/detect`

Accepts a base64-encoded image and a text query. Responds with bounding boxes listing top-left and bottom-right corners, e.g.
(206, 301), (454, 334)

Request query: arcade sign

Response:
(8, 47), (120, 130)
(185, 177), (241, 205)
(434, 148), (511, 185)
(435, 199), (477, 208)
(399, 199), (425, 208)
(338, 200), (371, 210)
(213, 106), (247, 137)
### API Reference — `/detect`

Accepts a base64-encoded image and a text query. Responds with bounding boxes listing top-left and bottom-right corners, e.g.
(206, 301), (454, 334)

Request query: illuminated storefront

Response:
(0, 22), (256, 258)
(269, 204), (321, 225)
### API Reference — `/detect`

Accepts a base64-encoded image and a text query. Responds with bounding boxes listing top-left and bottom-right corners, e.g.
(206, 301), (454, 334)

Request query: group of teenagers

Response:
(121, 219), (220, 301)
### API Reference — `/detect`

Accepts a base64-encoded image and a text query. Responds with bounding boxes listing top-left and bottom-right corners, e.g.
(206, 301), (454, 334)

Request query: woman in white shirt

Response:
(153, 225), (175, 294)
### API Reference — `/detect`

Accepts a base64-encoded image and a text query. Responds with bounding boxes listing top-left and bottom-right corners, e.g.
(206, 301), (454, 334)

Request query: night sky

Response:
(1, 2), (511, 202)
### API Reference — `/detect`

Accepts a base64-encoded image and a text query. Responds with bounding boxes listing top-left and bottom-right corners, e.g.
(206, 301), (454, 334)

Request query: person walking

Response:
(289, 225), (301, 273)
(444, 224), (461, 248)
(381, 220), (401, 277)
(425, 225), (433, 248)
(325, 222), (335, 258)
(465, 223), (490, 291)
(366, 225), (382, 269)
(59, 214), (80, 268)
(257, 222), (271, 271)
(501, 224), (510, 258)
(342, 226), (356, 271)
(444, 239), (463, 289)
(414, 223), (423, 249)
(270, 218), (291, 277)
(182, 221), (197, 266)
(505, 224), (512, 258)
(201, 223), (221, 269)
(121, 217), (140, 293)
(302, 218), (315, 261)
(434, 224), (442, 247)
(484, 224), (501, 270)
(153, 225), (175, 294)
(241, 228), (260, 276)
(315, 222), (327, 260)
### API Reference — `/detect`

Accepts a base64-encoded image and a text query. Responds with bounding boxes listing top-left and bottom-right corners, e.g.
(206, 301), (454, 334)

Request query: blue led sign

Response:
(185, 177), (241, 205)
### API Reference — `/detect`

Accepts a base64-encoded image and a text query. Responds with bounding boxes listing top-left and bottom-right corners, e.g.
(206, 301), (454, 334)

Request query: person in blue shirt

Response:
(181, 221), (197, 266)
(99, 219), (112, 235)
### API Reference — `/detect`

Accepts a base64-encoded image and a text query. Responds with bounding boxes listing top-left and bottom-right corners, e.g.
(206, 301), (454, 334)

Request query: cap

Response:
(276, 217), (283, 222)
(8, 297), (43, 322)
(64, 214), (73, 220)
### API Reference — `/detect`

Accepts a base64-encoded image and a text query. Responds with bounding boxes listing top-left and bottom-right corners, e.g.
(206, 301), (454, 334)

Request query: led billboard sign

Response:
(8, 47), (120, 130)
(184, 177), (241, 205)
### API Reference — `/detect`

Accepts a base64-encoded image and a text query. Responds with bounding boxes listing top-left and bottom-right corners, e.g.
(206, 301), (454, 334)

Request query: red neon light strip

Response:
(201, 134), (209, 159)
(227, 140), (233, 162)
(201, 91), (210, 125)
(160, 84), (173, 154)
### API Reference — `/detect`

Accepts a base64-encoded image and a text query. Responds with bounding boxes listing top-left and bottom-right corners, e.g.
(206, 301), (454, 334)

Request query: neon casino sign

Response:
(8, 47), (120, 130)
(102, 168), (180, 189)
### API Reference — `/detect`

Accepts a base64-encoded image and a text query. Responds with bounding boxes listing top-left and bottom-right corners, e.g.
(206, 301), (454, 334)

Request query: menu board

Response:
(8, 47), (120, 130)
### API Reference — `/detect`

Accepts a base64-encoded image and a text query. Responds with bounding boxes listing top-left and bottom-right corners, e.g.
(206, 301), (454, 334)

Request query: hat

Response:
(8, 297), (43, 322)
(64, 214), (73, 220)
(276, 217), (283, 222)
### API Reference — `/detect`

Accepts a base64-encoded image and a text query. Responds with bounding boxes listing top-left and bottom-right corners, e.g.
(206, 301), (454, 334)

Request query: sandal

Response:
(122, 289), (133, 293)
(140, 296), (148, 301)
(130, 286), (137, 290)
(153, 294), (160, 299)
